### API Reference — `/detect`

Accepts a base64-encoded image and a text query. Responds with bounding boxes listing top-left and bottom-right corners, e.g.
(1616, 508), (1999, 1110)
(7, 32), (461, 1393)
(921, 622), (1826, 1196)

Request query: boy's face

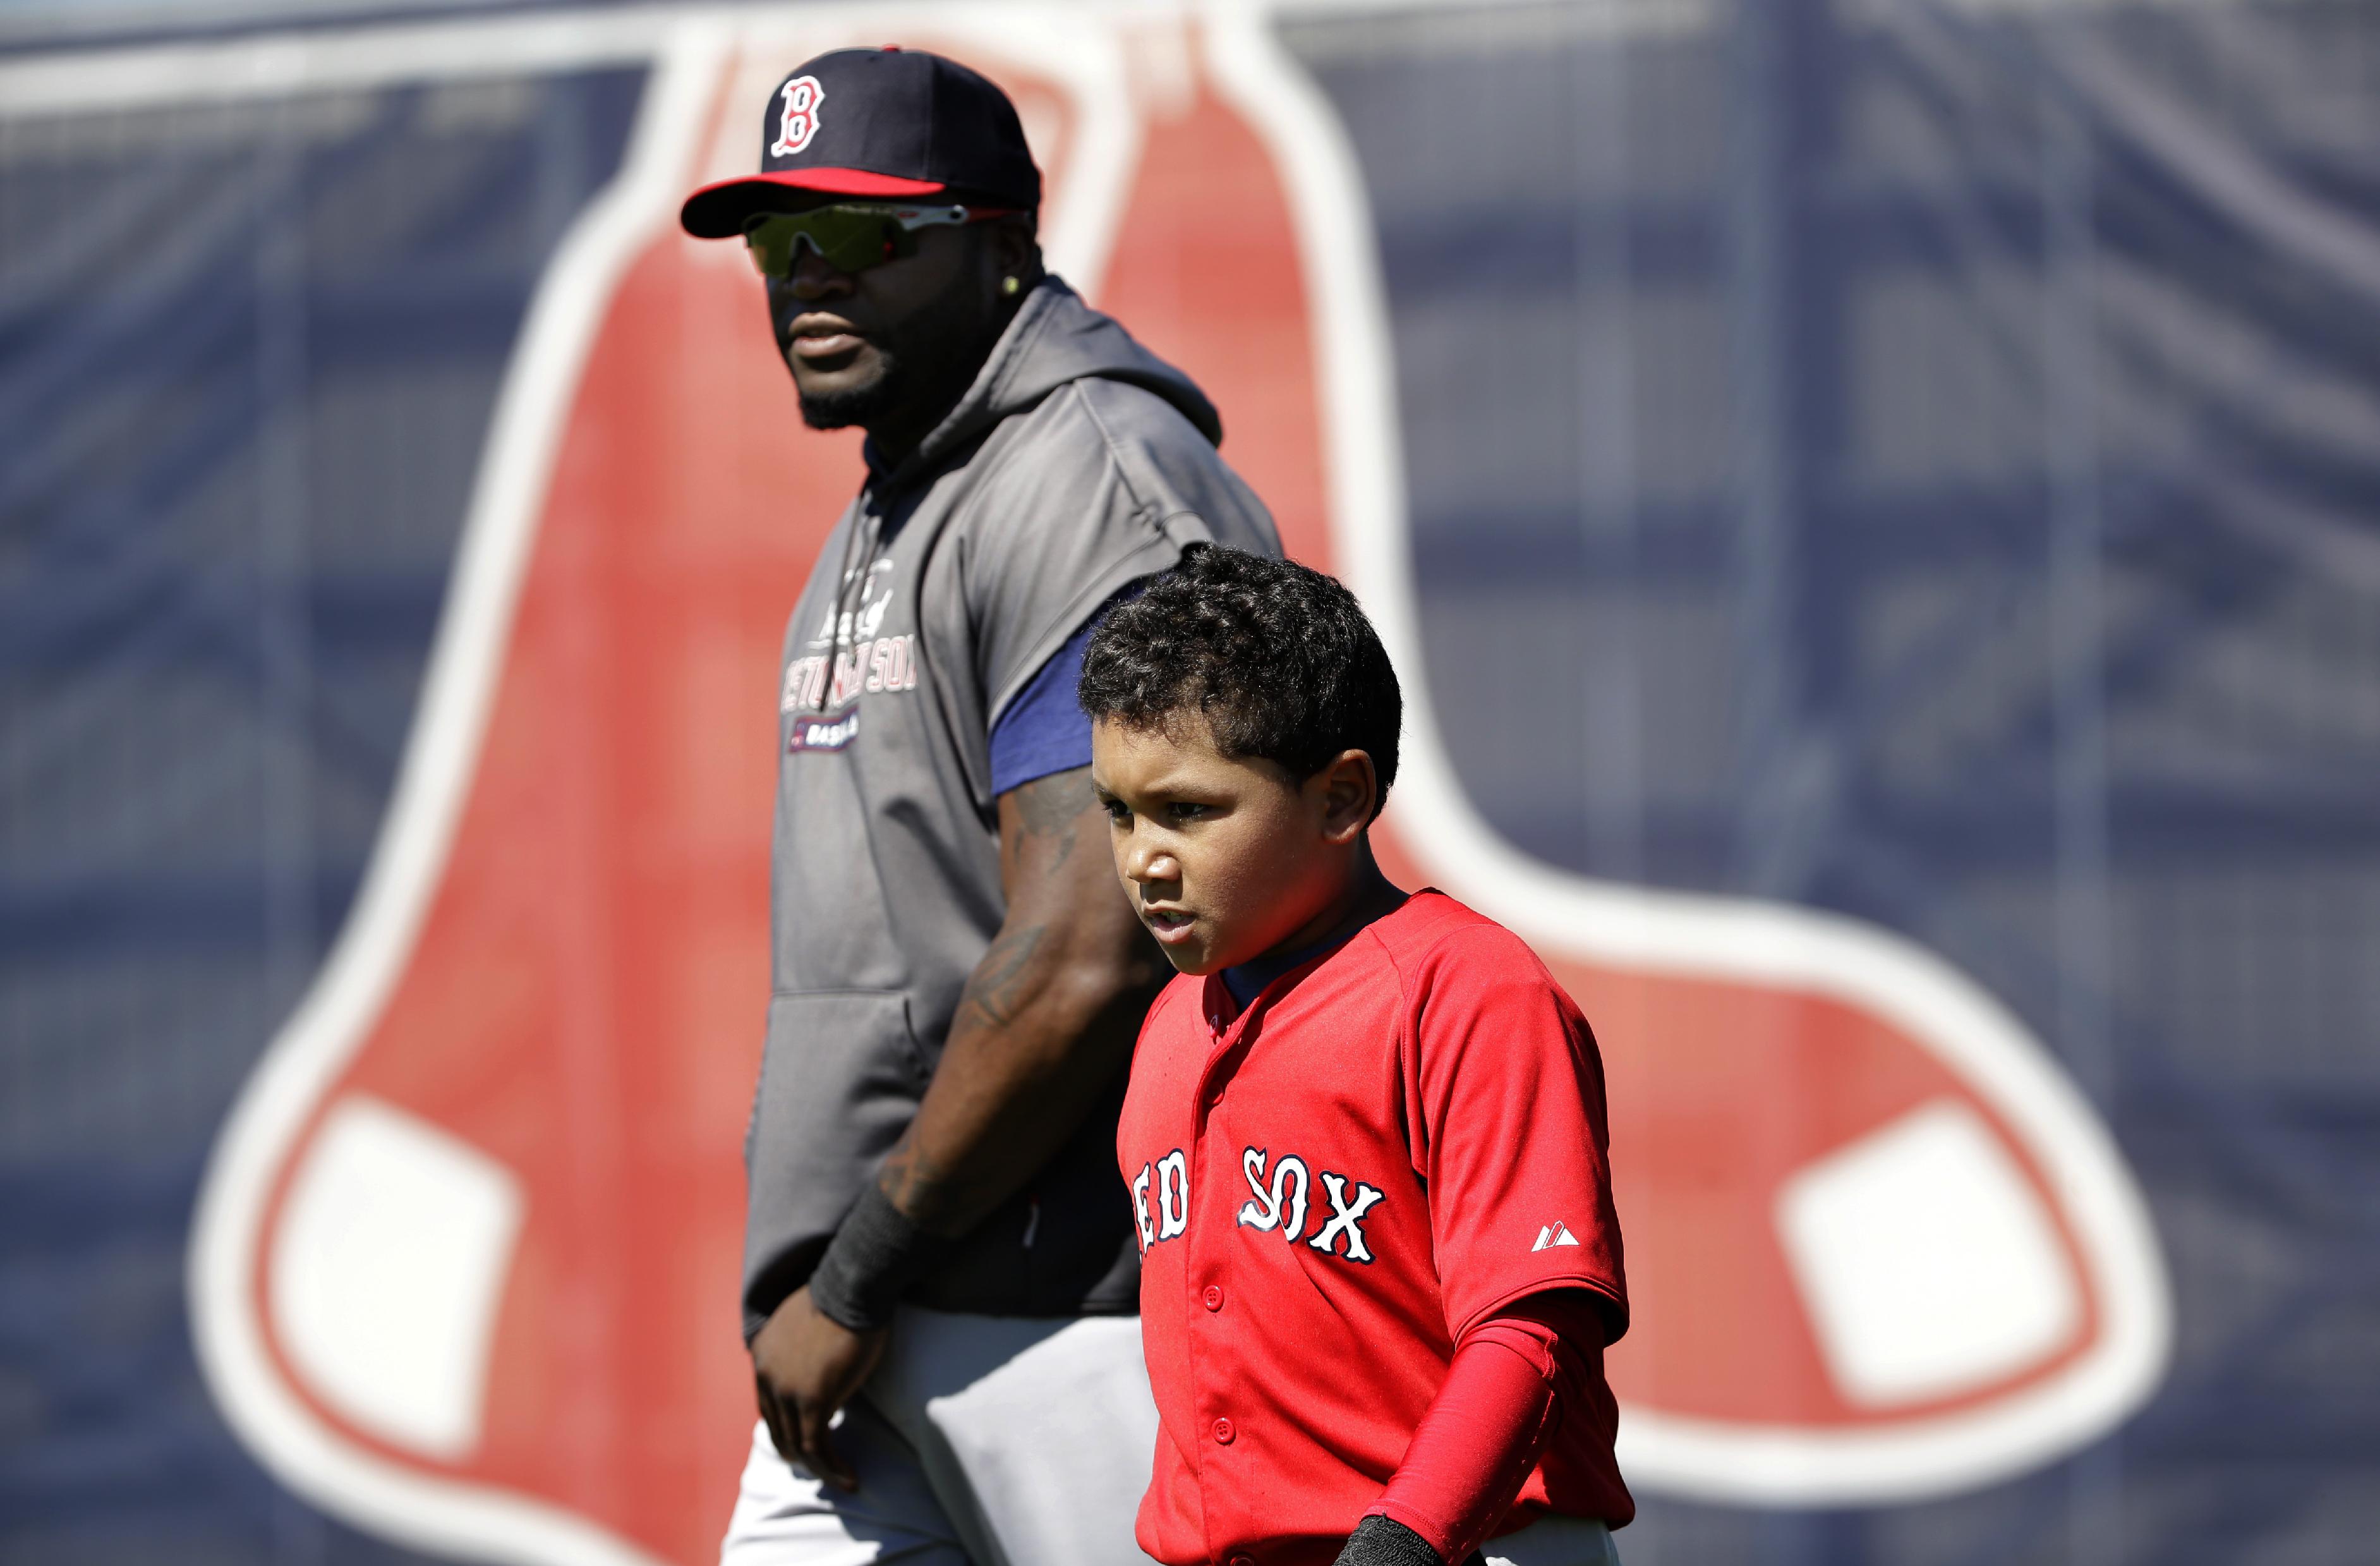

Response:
(1090, 711), (1372, 976)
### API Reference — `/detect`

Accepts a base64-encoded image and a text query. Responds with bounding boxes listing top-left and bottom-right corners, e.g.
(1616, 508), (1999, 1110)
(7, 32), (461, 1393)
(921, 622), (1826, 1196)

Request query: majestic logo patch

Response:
(1533, 1222), (1581, 1251)
(786, 704), (858, 753)
(770, 75), (825, 157)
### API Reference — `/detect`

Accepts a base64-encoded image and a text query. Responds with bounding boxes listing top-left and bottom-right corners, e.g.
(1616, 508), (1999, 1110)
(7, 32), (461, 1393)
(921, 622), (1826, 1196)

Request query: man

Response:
(677, 46), (1280, 1566)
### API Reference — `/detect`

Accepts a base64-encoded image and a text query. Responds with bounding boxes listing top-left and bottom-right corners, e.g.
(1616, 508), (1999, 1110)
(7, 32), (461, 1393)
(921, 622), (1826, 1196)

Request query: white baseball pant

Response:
(721, 1306), (1161, 1566)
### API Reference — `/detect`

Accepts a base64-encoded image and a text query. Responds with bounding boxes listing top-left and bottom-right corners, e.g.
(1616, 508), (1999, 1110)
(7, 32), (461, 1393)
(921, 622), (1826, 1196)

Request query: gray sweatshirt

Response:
(746, 277), (1280, 1336)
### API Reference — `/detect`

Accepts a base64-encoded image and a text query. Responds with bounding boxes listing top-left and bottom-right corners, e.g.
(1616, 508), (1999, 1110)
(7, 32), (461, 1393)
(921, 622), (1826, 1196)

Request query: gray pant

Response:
(722, 1308), (1159, 1566)
(1482, 1516), (1623, 1566)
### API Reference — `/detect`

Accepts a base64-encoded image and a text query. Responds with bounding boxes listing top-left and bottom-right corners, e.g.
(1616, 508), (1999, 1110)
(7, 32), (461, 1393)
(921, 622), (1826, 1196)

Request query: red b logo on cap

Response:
(770, 75), (825, 157)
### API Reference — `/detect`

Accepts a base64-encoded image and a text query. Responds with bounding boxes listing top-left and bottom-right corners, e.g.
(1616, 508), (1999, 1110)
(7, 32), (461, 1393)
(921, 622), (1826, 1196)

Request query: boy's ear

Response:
(1313, 750), (1378, 844)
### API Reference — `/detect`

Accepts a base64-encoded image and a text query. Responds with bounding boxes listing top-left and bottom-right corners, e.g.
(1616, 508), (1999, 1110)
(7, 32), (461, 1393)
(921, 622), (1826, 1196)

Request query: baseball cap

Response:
(680, 47), (1041, 239)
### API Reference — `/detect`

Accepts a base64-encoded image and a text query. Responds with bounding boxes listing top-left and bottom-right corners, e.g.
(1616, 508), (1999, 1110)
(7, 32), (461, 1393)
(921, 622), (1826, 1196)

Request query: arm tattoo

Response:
(876, 1134), (951, 1215)
(958, 923), (1046, 1031)
(1005, 767), (1091, 877)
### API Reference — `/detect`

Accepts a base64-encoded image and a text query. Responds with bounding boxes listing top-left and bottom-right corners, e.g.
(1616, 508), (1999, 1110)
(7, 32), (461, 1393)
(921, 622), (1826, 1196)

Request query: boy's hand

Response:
(751, 1286), (889, 1491)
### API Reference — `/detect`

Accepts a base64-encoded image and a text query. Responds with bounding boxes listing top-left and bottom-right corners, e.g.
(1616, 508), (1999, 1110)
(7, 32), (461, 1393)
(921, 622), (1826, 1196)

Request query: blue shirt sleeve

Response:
(988, 614), (1101, 797)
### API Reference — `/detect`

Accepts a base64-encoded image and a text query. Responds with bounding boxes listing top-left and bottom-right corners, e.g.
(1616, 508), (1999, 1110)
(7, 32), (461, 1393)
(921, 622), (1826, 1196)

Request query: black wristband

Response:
(1333, 1516), (1447, 1566)
(807, 1183), (946, 1333)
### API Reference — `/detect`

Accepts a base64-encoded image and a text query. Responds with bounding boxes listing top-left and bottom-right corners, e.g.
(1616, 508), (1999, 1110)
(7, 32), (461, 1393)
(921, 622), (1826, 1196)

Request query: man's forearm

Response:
(805, 830), (1157, 1338)
(858, 765), (1162, 1241)
(876, 920), (1158, 1234)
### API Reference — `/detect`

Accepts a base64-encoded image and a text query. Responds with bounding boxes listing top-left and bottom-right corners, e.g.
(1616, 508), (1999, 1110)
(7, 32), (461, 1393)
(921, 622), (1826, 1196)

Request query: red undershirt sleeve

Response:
(1362, 1291), (1608, 1565)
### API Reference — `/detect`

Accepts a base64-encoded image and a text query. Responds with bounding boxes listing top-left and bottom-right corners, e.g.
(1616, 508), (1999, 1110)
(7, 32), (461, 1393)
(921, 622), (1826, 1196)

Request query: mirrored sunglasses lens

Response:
(744, 211), (900, 277)
(744, 218), (796, 277)
(818, 219), (891, 273)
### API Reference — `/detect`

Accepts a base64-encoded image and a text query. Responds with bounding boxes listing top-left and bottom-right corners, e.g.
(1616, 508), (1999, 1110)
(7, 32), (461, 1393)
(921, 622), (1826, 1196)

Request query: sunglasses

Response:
(742, 202), (1009, 279)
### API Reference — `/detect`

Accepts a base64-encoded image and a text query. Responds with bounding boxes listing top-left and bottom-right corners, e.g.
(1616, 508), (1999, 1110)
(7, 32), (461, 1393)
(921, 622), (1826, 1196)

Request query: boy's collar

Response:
(1214, 883), (1410, 1017)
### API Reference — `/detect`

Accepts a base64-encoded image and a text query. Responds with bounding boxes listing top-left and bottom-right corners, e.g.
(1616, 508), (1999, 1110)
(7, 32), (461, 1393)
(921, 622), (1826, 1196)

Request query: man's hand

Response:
(751, 1285), (890, 1492)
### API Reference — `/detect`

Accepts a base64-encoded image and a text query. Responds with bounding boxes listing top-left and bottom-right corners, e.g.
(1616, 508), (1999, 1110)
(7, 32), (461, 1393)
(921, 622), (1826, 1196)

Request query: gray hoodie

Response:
(746, 277), (1280, 1336)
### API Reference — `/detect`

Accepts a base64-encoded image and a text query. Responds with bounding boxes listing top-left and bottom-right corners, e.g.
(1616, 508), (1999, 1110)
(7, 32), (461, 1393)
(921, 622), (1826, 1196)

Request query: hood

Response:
(883, 276), (1223, 488)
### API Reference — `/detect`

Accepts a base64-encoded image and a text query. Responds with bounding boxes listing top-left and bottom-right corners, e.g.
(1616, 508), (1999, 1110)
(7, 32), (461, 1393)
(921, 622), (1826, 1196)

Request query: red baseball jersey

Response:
(1119, 890), (1631, 1566)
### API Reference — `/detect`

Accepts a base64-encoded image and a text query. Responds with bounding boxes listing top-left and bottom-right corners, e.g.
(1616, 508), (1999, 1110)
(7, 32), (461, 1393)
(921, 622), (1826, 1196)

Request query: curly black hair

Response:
(1078, 545), (1401, 819)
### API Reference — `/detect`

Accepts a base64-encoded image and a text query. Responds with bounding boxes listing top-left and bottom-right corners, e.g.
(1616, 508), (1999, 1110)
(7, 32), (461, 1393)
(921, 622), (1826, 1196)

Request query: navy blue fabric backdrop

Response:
(0, 58), (641, 1563)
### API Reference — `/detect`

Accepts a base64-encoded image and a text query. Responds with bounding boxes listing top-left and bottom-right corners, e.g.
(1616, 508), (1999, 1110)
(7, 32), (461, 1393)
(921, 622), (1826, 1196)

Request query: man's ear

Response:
(1314, 750), (1377, 845)
(991, 213), (1043, 287)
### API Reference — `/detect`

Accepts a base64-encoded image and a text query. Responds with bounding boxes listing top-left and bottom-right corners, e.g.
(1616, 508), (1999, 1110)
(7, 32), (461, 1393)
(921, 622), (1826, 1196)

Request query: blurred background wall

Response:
(3, 1), (2374, 1563)
(0, 29), (648, 1562)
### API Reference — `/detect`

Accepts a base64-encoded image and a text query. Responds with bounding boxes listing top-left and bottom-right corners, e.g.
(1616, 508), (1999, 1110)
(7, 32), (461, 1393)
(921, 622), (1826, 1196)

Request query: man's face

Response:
(1090, 712), (1348, 977)
(764, 220), (1000, 433)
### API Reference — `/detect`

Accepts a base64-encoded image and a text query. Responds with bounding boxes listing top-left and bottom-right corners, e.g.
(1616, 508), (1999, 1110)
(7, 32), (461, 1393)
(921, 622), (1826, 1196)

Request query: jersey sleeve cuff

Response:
(1451, 1276), (1628, 1349)
(1363, 1500), (1461, 1565)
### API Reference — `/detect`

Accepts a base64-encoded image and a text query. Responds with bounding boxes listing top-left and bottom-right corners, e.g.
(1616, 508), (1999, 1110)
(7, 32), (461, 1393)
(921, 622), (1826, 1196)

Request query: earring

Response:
(1001, 276), (1021, 296)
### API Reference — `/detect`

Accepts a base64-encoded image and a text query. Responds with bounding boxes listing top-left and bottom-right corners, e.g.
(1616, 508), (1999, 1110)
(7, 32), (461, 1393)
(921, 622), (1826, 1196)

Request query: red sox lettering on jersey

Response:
(1130, 1147), (1389, 1262)
(1119, 891), (1633, 1566)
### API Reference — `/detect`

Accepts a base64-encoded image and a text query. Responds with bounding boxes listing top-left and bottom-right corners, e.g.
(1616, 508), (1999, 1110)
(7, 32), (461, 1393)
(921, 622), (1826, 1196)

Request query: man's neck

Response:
(864, 286), (1036, 473)
(864, 388), (963, 475)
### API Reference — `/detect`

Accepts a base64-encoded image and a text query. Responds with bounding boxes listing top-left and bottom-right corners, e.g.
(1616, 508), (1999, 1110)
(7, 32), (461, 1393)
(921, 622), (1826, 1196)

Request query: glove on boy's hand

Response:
(1332, 1514), (1489, 1566)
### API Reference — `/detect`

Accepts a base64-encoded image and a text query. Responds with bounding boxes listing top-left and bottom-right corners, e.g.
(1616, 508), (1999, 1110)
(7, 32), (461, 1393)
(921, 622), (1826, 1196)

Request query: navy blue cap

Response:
(680, 47), (1041, 238)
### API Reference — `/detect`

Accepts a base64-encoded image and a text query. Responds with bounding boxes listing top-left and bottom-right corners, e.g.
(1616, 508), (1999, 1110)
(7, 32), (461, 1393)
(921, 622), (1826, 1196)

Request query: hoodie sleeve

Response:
(986, 607), (1102, 796)
(962, 375), (1281, 731)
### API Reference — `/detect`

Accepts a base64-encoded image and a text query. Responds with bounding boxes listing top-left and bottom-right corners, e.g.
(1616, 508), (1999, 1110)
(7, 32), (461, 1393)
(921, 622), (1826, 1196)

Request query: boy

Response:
(1081, 546), (1633, 1566)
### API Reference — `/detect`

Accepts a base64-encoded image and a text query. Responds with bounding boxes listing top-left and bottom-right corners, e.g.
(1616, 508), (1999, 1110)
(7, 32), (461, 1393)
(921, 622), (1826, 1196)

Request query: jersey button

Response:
(1212, 1416), (1235, 1445)
(1229, 1557), (1255, 1566)
(1203, 1284), (1224, 1311)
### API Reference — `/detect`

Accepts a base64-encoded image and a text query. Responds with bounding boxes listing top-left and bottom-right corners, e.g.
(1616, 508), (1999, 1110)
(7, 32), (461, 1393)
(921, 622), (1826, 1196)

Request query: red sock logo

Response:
(191, 14), (2170, 1565)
